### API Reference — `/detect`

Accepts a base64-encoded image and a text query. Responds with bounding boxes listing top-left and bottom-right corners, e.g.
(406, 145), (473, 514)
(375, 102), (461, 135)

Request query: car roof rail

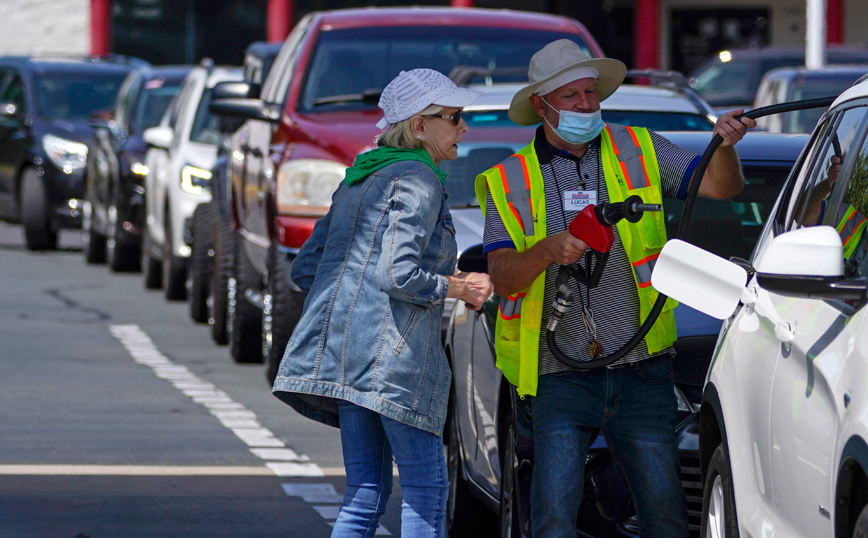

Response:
(624, 68), (691, 89)
(448, 66), (528, 87)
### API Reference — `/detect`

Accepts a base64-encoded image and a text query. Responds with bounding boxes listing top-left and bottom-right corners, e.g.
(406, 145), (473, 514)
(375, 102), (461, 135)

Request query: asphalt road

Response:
(0, 222), (405, 538)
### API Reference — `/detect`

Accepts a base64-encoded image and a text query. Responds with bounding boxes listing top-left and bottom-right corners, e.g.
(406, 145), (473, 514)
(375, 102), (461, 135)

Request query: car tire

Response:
(107, 200), (141, 272)
(263, 244), (304, 385)
(20, 168), (57, 251)
(854, 503), (868, 538)
(700, 443), (739, 538)
(210, 204), (233, 345)
(162, 215), (187, 301)
(82, 199), (106, 264)
(142, 226), (163, 290)
(446, 392), (492, 538)
(500, 422), (521, 538)
(188, 203), (213, 323)
(228, 235), (263, 364)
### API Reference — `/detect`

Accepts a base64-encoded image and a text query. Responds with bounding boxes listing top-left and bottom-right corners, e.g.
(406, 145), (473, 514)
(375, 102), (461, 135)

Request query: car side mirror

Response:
(212, 80), (256, 100)
(457, 243), (487, 274)
(210, 98), (280, 124)
(143, 125), (174, 149)
(754, 225), (867, 301)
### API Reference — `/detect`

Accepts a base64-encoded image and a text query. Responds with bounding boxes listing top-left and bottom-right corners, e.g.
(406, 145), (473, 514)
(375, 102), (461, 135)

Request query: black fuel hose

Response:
(549, 96), (837, 370)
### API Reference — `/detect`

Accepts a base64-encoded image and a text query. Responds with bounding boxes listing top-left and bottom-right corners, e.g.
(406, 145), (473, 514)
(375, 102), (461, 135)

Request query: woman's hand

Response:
(447, 272), (494, 311)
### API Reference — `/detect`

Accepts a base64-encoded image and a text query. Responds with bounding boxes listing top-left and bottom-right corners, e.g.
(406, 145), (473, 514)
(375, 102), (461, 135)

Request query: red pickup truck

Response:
(211, 6), (603, 382)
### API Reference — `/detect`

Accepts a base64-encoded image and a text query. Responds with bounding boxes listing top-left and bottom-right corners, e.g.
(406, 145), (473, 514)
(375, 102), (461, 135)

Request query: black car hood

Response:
(35, 119), (97, 145)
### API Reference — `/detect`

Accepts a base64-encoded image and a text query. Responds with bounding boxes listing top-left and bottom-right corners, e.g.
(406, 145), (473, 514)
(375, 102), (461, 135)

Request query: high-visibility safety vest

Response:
(474, 124), (678, 397)
(835, 205), (867, 259)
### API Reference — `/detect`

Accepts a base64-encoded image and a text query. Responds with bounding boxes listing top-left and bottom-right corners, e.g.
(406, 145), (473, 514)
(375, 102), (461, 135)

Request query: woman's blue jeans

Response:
(332, 400), (449, 538)
(530, 356), (689, 538)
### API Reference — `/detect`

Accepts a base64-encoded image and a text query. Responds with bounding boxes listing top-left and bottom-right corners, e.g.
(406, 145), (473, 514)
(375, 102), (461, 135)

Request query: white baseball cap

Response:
(376, 68), (482, 129)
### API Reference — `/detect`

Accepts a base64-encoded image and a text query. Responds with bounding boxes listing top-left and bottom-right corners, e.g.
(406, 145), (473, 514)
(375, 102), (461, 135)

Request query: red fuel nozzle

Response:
(568, 195), (661, 252)
(568, 204), (615, 252)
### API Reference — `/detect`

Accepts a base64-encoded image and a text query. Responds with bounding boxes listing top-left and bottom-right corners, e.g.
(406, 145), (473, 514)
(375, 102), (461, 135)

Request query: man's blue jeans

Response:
(530, 356), (689, 538)
(332, 401), (449, 538)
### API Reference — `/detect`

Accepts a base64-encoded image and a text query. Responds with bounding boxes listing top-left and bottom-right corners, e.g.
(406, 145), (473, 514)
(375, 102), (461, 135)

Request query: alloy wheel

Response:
(706, 474), (724, 538)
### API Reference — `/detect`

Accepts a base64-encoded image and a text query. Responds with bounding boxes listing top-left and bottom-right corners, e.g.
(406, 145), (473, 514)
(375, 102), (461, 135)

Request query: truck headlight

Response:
(275, 159), (346, 217)
(181, 164), (212, 194)
(43, 134), (88, 174)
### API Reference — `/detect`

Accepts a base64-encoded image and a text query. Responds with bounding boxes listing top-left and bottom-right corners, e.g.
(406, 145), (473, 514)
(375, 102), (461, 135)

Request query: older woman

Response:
(272, 68), (493, 538)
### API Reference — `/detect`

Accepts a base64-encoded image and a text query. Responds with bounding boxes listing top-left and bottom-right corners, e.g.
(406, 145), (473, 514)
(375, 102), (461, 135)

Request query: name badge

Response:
(564, 190), (597, 212)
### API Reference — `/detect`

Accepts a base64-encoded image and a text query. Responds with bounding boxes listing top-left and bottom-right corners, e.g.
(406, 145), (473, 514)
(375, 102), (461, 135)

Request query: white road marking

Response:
(109, 325), (391, 534)
(0, 465), (273, 476)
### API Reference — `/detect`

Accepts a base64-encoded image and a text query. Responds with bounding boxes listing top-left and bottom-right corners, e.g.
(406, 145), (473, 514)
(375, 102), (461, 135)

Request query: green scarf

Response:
(344, 146), (447, 186)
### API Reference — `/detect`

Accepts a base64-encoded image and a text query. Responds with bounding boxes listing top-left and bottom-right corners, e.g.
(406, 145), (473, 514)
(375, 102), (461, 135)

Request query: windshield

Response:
(36, 72), (127, 121)
(690, 60), (755, 105)
(189, 88), (223, 145)
(602, 111), (714, 131)
(134, 79), (183, 130)
(299, 27), (596, 113)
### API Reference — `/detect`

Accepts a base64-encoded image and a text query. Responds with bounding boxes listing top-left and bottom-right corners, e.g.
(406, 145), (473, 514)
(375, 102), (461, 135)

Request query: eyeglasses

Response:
(422, 111), (462, 126)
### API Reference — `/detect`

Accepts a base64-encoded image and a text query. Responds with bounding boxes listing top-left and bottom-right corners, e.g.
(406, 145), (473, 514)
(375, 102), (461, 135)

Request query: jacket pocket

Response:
(394, 305), (424, 355)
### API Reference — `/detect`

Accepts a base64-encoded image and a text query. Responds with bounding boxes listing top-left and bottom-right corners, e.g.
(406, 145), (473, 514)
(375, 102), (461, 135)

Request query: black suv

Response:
(84, 64), (192, 270)
(0, 55), (144, 250)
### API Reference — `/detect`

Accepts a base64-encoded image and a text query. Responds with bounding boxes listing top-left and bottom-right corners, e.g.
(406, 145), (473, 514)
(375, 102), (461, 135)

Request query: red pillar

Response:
(268, 0), (293, 43)
(827, 0), (844, 43)
(451, 0), (474, 7)
(90, 0), (111, 56)
(633, 0), (659, 68)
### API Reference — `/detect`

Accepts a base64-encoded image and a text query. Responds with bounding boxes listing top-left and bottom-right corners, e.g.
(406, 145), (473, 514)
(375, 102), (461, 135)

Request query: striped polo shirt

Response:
(483, 125), (701, 373)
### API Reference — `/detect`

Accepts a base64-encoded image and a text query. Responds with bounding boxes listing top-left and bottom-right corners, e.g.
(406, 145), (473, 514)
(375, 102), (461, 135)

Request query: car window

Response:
(601, 111), (714, 131)
(0, 72), (26, 113)
(168, 76), (195, 130)
(261, 16), (311, 104)
(787, 82), (860, 134)
(114, 72), (141, 130)
(133, 77), (183, 131)
(188, 87), (222, 145)
(785, 106), (867, 230)
(841, 130), (868, 276)
(34, 72), (126, 121)
(298, 27), (595, 113)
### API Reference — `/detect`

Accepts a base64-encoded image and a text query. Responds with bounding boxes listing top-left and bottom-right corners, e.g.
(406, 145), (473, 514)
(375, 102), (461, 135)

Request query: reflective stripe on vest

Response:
(496, 154), (535, 237)
(836, 205), (867, 259)
(631, 254), (659, 288)
(499, 293), (525, 320)
(605, 125), (651, 190)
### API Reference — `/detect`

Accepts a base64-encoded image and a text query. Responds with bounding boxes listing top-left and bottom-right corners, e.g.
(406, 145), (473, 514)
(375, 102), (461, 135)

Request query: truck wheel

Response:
(20, 168), (57, 251)
(701, 443), (739, 538)
(263, 244), (305, 385)
(82, 199), (106, 263)
(209, 204), (233, 345)
(228, 235), (263, 364)
(189, 203), (213, 323)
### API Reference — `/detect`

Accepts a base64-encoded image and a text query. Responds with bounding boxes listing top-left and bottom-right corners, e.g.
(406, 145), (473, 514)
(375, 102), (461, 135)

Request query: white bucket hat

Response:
(508, 39), (627, 126)
(376, 68), (482, 129)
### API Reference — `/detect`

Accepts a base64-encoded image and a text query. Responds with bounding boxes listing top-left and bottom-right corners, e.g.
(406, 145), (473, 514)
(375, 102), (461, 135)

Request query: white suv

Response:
(141, 61), (243, 300)
(653, 75), (868, 538)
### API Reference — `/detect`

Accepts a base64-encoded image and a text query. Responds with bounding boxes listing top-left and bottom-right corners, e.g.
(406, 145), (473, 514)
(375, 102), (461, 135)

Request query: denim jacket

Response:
(272, 160), (457, 435)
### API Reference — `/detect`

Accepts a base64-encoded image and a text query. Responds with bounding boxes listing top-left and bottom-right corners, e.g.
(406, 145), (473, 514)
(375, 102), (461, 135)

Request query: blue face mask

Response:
(542, 97), (605, 144)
